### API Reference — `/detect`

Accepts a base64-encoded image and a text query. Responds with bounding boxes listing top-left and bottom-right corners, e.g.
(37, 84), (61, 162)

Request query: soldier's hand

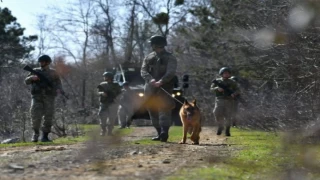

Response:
(99, 92), (107, 96)
(150, 79), (156, 86)
(231, 93), (236, 98)
(217, 88), (224, 92)
(31, 75), (39, 81)
(154, 81), (163, 88)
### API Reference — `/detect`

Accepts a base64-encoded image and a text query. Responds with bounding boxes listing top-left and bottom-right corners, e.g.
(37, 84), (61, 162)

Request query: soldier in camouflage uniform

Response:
(117, 82), (135, 129)
(210, 67), (240, 136)
(25, 55), (63, 142)
(97, 72), (122, 136)
(141, 35), (177, 142)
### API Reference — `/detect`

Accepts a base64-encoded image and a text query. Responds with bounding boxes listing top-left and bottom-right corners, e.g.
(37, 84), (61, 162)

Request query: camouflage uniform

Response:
(25, 65), (62, 142)
(118, 85), (135, 128)
(210, 77), (240, 136)
(97, 80), (121, 136)
(141, 50), (177, 141)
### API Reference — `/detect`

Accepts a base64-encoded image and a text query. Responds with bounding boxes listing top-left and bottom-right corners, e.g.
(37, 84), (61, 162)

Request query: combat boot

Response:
(151, 128), (161, 141)
(100, 126), (106, 136)
(225, 126), (231, 137)
(160, 126), (169, 142)
(126, 119), (132, 128)
(31, 129), (39, 142)
(40, 132), (52, 142)
(107, 126), (113, 136)
(217, 126), (224, 135)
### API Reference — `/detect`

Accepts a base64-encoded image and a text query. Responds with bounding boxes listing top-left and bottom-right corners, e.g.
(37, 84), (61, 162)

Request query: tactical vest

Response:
(31, 68), (58, 96)
(146, 52), (172, 81)
(98, 82), (121, 104)
(213, 78), (238, 98)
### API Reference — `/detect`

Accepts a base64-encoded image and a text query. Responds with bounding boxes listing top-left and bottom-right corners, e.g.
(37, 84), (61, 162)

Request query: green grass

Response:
(2, 125), (320, 179)
(0, 124), (133, 148)
(166, 127), (320, 180)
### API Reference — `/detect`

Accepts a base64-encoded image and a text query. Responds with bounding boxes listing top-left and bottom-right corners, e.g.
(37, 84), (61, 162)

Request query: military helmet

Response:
(38, 55), (52, 63)
(149, 35), (167, 47)
(219, 67), (231, 75)
(103, 72), (114, 79)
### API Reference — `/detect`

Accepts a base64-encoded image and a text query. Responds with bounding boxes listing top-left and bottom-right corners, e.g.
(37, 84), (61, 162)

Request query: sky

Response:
(0, 0), (61, 36)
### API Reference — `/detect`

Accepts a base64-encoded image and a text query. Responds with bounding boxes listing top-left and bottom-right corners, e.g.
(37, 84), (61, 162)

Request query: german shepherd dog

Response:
(179, 99), (202, 145)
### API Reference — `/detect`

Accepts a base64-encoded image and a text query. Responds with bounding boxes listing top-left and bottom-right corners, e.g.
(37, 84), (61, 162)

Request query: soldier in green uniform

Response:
(97, 72), (122, 136)
(141, 35), (177, 142)
(210, 67), (240, 136)
(25, 55), (63, 142)
(117, 82), (134, 129)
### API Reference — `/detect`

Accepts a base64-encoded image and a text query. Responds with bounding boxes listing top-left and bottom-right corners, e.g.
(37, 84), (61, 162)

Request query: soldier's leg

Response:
(224, 100), (234, 136)
(157, 91), (175, 142)
(158, 110), (172, 142)
(125, 107), (134, 128)
(30, 96), (44, 142)
(148, 109), (161, 140)
(98, 104), (108, 136)
(145, 94), (161, 140)
(232, 101), (239, 127)
(144, 86), (163, 139)
(41, 96), (55, 142)
(117, 105), (126, 128)
(106, 103), (119, 136)
(213, 99), (225, 135)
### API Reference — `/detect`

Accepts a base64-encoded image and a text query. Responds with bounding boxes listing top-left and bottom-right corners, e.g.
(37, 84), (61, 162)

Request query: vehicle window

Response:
(123, 71), (144, 85)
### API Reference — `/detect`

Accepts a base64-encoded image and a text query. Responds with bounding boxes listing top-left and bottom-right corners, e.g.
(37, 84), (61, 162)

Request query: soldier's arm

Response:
(210, 82), (219, 92)
(97, 85), (106, 96)
(141, 56), (154, 82)
(25, 72), (35, 85)
(158, 55), (177, 84)
(53, 71), (63, 91)
(232, 82), (241, 96)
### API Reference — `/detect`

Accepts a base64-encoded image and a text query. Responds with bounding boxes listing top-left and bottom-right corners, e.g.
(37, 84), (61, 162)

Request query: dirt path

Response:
(0, 126), (232, 180)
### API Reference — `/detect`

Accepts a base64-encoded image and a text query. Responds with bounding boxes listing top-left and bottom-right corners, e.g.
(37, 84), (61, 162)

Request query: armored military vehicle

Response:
(113, 65), (188, 126)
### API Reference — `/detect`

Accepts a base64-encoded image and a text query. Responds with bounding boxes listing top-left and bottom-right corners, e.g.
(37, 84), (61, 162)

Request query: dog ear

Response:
(184, 99), (188, 105)
(192, 99), (196, 105)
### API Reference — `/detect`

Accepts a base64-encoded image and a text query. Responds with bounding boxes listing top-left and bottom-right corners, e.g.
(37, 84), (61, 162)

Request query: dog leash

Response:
(160, 87), (184, 105)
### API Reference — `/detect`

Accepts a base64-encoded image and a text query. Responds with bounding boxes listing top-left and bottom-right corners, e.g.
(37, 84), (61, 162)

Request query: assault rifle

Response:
(23, 65), (69, 99)
(97, 84), (121, 103)
(212, 79), (247, 106)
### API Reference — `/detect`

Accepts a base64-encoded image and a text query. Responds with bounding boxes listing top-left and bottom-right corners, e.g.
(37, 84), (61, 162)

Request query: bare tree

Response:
(93, 0), (118, 66)
(35, 14), (49, 57)
(46, 0), (97, 107)
(124, 1), (136, 63)
(135, 0), (189, 37)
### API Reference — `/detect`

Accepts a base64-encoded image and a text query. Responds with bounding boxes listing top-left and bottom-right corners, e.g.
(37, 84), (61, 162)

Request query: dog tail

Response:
(187, 127), (192, 134)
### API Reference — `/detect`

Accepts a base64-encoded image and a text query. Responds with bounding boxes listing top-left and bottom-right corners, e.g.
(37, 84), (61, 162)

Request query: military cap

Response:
(38, 55), (52, 63)
(103, 72), (114, 78)
(149, 35), (167, 47)
(219, 67), (231, 75)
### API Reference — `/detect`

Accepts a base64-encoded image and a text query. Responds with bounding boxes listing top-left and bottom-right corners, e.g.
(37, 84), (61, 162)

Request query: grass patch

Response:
(0, 125), (133, 148)
(166, 127), (320, 180)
